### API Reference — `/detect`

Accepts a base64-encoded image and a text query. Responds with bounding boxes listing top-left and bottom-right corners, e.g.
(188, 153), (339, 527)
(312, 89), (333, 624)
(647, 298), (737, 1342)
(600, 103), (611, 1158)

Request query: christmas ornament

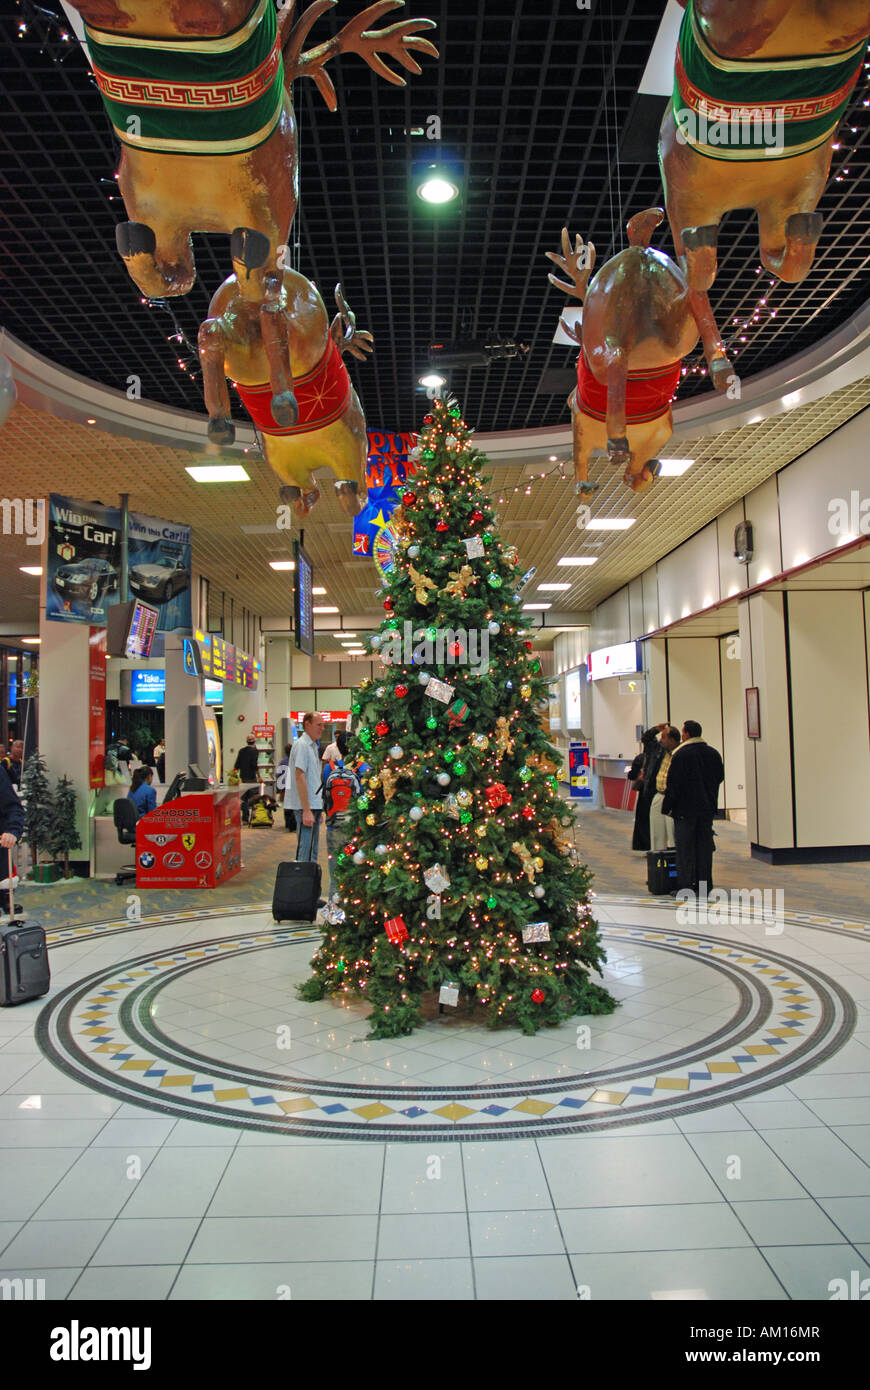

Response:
(359, 729), (373, 749)
(422, 448), (434, 460)
(521, 806), (535, 820)
(444, 793), (460, 819)
(368, 776), (380, 789)
(463, 535), (485, 559)
(395, 684), (408, 698)
(449, 404), (461, 417)
(426, 716), (438, 730)
(531, 988), (546, 1004)
(475, 824), (487, 838)
(447, 699), (470, 729)
(436, 521), (449, 533)
(453, 760), (466, 775)
(486, 894), (498, 910)
(425, 677), (454, 703)
(408, 564), (437, 604)
(443, 750), (455, 764)
(353, 851), (365, 865)
(470, 509), (484, 525)
(487, 572), (503, 588)
(423, 414), (433, 425)
(523, 922), (550, 944)
(456, 789), (473, 807)
(336, 956), (347, 970)
(357, 796), (370, 810)
(519, 766), (533, 783)
(472, 732), (490, 750)
(370, 634), (383, 648)
(385, 916), (409, 944)
(505, 680), (513, 690)
(460, 810), (473, 824)
(495, 718), (513, 757)
(376, 721), (389, 737)
(424, 626), (438, 642)
(402, 491), (417, 507)
(436, 772), (451, 787)
(366, 814), (376, 826)
(533, 885), (545, 898)
(488, 621), (500, 636)
(512, 842), (537, 882)
(503, 545), (519, 567)
(351, 702), (362, 715)
(407, 544), (420, 559)
(475, 855), (488, 871)
(409, 805), (424, 821)
(418, 671), (431, 685)
(530, 659), (542, 675)
(428, 487), (444, 503)
(445, 565), (474, 598)
(520, 683), (532, 700)
(383, 598), (394, 612)
(483, 531), (493, 543)
(533, 857), (544, 872)
(375, 843), (388, 856)
(380, 766), (398, 802)
(439, 981), (460, 1007)
(389, 745), (403, 760)
(485, 783), (511, 810)
(376, 686), (386, 697)
(424, 864), (451, 894)
(448, 641), (463, 659)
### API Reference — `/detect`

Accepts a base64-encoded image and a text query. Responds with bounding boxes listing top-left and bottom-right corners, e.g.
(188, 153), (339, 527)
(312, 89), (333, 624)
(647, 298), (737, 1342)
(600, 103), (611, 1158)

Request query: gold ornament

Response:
(456, 789), (473, 807)
(503, 545), (519, 567)
(520, 683), (532, 700)
(475, 856), (488, 870)
(475, 824), (487, 838)
(380, 765), (398, 803)
(544, 816), (576, 856)
(495, 717), (514, 758)
(408, 563), (438, 605)
(533, 856), (544, 872)
(511, 841), (537, 882)
(369, 776), (380, 790)
(444, 564), (475, 598)
(472, 732), (490, 751)
(366, 814), (376, 826)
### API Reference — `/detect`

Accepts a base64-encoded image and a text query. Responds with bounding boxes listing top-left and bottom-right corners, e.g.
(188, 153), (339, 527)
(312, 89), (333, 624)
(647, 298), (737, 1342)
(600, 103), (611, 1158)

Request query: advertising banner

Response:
(88, 627), (106, 790)
(136, 789), (241, 889)
(127, 511), (192, 631)
(352, 431), (418, 557)
(46, 496), (121, 625)
(47, 495), (192, 632)
(568, 741), (593, 799)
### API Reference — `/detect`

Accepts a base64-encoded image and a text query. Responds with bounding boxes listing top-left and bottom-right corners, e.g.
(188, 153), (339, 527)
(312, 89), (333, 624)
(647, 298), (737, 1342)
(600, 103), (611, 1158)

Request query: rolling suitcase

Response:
(272, 861), (322, 923)
(647, 849), (678, 896)
(0, 850), (50, 1006)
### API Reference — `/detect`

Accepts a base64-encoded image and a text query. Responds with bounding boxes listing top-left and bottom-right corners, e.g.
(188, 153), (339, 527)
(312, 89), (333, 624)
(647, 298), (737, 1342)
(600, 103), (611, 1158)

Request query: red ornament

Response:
(423, 414), (433, 424)
(470, 509), (484, 525)
(376, 721), (390, 737)
(524, 640), (533, 652)
(521, 805), (534, 820)
(385, 916), (409, 945)
(485, 782), (512, 810)
(383, 598), (394, 611)
(531, 988), (545, 1004)
(448, 641), (463, 660)
(403, 491), (417, 507)
(436, 521), (449, 533)
(395, 684), (408, 698)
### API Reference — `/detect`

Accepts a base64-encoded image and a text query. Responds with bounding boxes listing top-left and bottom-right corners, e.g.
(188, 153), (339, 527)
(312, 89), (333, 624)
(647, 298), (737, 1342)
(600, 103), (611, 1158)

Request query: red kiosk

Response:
(135, 788), (241, 889)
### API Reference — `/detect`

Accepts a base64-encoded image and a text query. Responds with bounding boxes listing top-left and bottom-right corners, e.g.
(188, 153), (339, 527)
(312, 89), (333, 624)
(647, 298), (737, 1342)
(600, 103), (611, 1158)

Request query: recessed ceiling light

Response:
(186, 464), (250, 483)
(312, 587), (327, 595)
(416, 169), (459, 204)
(338, 633), (357, 638)
(419, 372), (446, 389)
(549, 455), (558, 462)
(19, 566), (42, 576)
(86, 418), (96, 425)
(523, 603), (552, 611)
(557, 556), (597, 566)
(20, 637), (40, 645)
(657, 458), (695, 476)
(313, 606), (339, 614)
(269, 560), (295, 571)
(538, 583), (571, 591)
(585, 518), (636, 531)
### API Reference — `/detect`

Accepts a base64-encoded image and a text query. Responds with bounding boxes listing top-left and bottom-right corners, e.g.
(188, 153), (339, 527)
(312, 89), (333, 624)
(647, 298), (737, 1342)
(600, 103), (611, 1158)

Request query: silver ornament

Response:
(353, 850), (365, 865)
(408, 544), (420, 559)
(488, 621), (501, 636)
(390, 745), (403, 759)
(437, 772), (451, 787)
(409, 805), (424, 821)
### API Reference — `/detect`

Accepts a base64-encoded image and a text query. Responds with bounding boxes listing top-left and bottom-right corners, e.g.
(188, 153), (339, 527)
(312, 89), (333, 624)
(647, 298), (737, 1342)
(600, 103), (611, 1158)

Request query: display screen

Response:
(130, 669), (165, 705)
(294, 540), (314, 657)
(124, 599), (160, 659)
(8, 673), (16, 710)
(588, 641), (641, 681)
(192, 631), (260, 689)
(204, 679), (222, 706)
(565, 669), (583, 729)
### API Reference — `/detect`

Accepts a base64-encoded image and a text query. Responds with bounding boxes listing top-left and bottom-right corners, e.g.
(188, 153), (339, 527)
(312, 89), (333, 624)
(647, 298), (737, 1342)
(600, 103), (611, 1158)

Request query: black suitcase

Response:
(647, 849), (678, 896)
(0, 852), (50, 1006)
(272, 861), (322, 923)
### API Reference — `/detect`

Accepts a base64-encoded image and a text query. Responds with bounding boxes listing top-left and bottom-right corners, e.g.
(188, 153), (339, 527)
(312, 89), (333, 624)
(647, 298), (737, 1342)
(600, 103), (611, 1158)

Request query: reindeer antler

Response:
(283, 0), (438, 112)
(546, 228), (596, 301)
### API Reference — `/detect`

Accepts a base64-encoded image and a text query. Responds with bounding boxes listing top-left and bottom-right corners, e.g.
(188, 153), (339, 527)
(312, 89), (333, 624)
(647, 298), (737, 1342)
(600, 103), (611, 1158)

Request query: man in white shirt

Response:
(284, 712), (325, 863)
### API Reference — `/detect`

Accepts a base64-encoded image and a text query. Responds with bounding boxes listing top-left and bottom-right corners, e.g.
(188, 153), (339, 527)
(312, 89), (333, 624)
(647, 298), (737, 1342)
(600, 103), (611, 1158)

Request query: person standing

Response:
(1, 740), (24, 789)
(662, 720), (725, 897)
(152, 739), (166, 783)
(0, 762), (23, 915)
(648, 725), (681, 852)
(631, 723), (668, 851)
(233, 734), (260, 784)
(285, 711), (325, 864)
(275, 743), (297, 833)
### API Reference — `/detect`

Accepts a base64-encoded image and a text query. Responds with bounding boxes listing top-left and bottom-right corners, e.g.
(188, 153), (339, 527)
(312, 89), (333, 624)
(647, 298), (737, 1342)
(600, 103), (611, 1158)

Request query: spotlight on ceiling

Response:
(419, 372), (446, 389)
(415, 166), (460, 204)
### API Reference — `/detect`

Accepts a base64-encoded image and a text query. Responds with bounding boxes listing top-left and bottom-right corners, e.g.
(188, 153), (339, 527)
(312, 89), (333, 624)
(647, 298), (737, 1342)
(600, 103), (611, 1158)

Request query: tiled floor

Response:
(2, 812), (870, 1299)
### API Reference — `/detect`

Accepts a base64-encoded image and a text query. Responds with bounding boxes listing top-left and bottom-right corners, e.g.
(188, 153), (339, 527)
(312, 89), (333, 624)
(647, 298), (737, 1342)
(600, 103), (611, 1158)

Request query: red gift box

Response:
(486, 782), (512, 810)
(385, 916), (409, 944)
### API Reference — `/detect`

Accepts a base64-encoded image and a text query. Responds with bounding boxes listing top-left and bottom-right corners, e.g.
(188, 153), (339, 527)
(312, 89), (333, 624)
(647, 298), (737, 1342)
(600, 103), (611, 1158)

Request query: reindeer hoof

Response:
(271, 391), (298, 428)
(207, 416), (236, 446)
(607, 436), (630, 468)
(230, 226), (271, 272)
(710, 357), (736, 394)
(575, 480), (598, 496)
(116, 221), (156, 259)
(647, 459), (662, 478)
(785, 211), (823, 246)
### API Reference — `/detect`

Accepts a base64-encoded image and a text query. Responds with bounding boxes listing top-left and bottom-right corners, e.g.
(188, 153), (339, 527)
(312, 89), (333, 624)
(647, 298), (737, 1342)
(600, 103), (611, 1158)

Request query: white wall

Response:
(778, 410), (869, 568)
(591, 678), (642, 759)
(788, 590), (870, 846)
(591, 589), (631, 649)
(717, 500), (750, 600)
(741, 591), (795, 849)
(665, 638), (725, 809)
(658, 523), (719, 626)
(746, 475), (783, 588)
(719, 631), (746, 813)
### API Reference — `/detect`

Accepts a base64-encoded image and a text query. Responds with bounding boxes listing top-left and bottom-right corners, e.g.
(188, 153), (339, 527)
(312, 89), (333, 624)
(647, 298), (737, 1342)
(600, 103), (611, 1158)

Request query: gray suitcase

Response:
(0, 850), (50, 1006)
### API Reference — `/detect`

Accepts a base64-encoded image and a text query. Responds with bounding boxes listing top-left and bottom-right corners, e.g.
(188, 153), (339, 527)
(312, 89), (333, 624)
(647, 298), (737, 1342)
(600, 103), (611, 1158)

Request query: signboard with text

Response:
(569, 741), (592, 799)
(88, 627), (105, 789)
(135, 790), (241, 889)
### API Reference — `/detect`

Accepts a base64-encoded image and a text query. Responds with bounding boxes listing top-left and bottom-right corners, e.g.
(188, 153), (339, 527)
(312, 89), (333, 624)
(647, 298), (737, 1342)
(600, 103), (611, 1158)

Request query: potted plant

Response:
(20, 752), (56, 883)
(47, 774), (82, 880)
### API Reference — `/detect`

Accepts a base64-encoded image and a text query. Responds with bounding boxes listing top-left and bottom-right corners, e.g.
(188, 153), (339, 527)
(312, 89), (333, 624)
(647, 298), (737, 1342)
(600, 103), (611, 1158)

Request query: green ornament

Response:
(425, 625), (438, 642)
(453, 760), (466, 775)
(460, 811), (472, 825)
(486, 895), (498, 910)
(357, 796), (370, 810)
(352, 702), (362, 715)
(444, 750), (455, 764)
(487, 572), (502, 588)
(483, 532), (493, 543)
(336, 958), (347, 973)
(359, 730), (372, 749)
(549, 776), (559, 792)
(530, 659), (542, 675)
(385, 618), (399, 630)
(449, 405), (461, 418)
(519, 766), (533, 783)
(426, 716), (438, 730)
(337, 853), (347, 864)
(422, 449), (435, 460)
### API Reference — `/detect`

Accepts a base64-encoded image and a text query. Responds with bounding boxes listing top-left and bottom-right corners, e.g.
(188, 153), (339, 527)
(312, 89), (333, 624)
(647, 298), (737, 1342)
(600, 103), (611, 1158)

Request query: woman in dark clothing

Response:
(630, 724), (667, 851)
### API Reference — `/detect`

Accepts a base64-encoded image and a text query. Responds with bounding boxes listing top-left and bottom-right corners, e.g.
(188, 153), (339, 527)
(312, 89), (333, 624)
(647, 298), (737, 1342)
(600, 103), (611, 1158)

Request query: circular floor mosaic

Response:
(36, 905), (857, 1141)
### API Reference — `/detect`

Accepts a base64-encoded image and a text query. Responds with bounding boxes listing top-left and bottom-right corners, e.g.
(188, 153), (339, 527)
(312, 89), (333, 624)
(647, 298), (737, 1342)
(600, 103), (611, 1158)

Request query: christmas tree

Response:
(300, 396), (617, 1038)
(20, 752), (54, 871)
(47, 775), (82, 879)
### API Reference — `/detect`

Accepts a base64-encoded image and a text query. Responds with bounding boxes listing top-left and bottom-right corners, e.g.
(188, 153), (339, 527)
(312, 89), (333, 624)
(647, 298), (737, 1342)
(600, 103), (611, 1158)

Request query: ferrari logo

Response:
(182, 833), (196, 851)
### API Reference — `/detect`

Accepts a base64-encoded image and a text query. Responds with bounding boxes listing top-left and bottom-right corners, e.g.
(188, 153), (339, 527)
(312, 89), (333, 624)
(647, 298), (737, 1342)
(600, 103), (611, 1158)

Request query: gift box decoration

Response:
(522, 921), (551, 944)
(384, 915), (409, 944)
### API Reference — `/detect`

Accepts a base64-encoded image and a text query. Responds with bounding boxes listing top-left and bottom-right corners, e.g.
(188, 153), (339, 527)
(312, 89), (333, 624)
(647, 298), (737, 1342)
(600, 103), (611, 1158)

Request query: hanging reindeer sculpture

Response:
(199, 257), (372, 517)
(660, 0), (869, 290)
(546, 209), (738, 493)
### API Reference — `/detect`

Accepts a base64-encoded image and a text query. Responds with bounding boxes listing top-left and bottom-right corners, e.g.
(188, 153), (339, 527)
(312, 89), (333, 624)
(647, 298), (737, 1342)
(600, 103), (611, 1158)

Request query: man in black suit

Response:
(661, 720), (724, 897)
(0, 762), (24, 915)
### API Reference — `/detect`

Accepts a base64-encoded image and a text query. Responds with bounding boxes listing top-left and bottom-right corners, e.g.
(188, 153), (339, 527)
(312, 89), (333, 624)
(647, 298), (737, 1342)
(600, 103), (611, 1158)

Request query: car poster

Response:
(46, 495), (121, 625)
(127, 511), (192, 632)
(46, 496), (191, 631)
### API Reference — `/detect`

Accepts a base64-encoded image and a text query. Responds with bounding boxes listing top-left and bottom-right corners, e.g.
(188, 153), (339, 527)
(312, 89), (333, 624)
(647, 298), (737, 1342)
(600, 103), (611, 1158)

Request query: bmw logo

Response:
(138, 852), (155, 869)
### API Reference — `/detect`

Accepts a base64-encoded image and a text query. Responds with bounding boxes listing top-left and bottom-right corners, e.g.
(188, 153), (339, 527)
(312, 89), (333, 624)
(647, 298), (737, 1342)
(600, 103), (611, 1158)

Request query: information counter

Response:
(592, 756), (637, 812)
(135, 788), (241, 889)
